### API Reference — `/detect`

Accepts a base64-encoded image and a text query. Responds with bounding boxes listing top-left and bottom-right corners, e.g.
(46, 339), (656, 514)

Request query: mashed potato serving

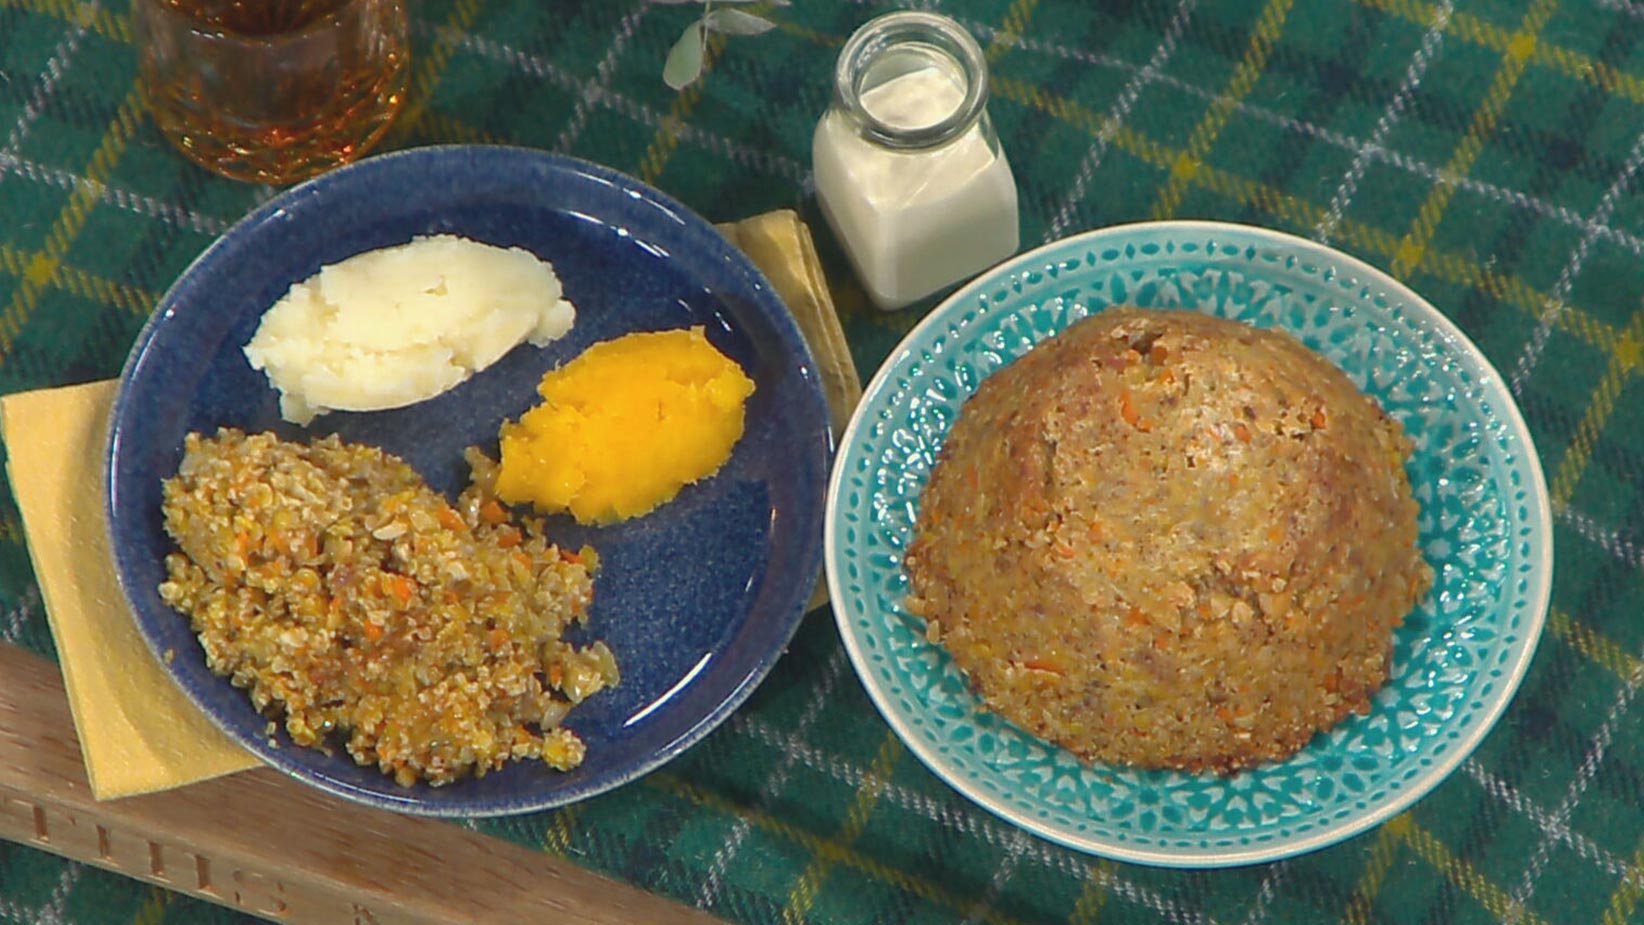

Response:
(243, 234), (576, 424)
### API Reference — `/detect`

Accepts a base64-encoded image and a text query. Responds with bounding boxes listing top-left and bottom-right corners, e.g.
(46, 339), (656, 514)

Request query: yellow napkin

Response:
(2, 380), (261, 799)
(2, 210), (860, 800)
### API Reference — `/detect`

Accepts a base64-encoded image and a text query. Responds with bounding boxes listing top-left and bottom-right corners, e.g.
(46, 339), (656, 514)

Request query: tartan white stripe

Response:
(37, 864), (80, 925)
(1463, 759), (1643, 886)
(1, 587), (39, 645)
(0, 14), (88, 186)
(434, 27), (810, 186)
(1240, 861), (1288, 925)
(1596, 0), (1644, 21)
(0, 153), (231, 235)
(1559, 506), (1643, 571)
(1043, 0), (1197, 243)
(553, 6), (650, 154)
(965, 18), (1644, 259)
(693, 647), (850, 910)
(1315, 0), (1454, 243)
(1509, 124), (1644, 395)
(735, 714), (1223, 925)
(958, 829), (1029, 925)
(0, 863), (83, 925)
(1501, 647), (1644, 921)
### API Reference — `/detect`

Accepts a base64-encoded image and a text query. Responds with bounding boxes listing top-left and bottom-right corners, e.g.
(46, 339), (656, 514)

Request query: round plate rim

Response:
(824, 218), (1554, 867)
(105, 143), (833, 817)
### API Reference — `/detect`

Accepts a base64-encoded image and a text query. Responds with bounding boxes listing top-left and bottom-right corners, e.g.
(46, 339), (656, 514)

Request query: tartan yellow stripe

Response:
(1342, 820), (1406, 925)
(1151, 0), (1295, 219)
(540, 805), (583, 857)
(650, 772), (1036, 925)
(984, 0), (1040, 63)
(1536, 41), (1644, 108)
(991, 75), (1626, 360)
(637, 35), (725, 186)
(1065, 860), (1119, 925)
(409, 109), (503, 146)
(1356, 0), (1644, 108)
(0, 0), (128, 41)
(1551, 608), (1644, 685)
(1598, 833), (1644, 925)
(1397, 817), (1550, 925)
(0, 245), (157, 318)
(1389, 0), (1557, 278)
(0, 82), (144, 362)
(780, 734), (902, 925)
(775, 20), (844, 50)
(396, 0), (488, 134)
(1548, 307), (1644, 509)
(130, 886), (169, 925)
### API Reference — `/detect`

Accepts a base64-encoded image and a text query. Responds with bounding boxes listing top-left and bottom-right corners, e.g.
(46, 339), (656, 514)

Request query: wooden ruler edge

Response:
(0, 641), (726, 925)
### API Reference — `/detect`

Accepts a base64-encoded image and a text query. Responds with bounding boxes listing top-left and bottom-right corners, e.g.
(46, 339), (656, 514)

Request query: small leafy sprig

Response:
(657, 0), (790, 90)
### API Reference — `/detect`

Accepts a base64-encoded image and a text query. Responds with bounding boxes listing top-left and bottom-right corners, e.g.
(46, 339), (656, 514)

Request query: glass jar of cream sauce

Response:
(812, 11), (1020, 311)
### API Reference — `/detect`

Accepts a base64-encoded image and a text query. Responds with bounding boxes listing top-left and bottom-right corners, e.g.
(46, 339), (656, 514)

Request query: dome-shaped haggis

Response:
(903, 308), (1432, 774)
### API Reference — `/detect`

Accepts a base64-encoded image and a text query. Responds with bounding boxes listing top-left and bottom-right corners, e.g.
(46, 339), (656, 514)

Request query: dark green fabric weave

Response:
(4, 0), (1644, 922)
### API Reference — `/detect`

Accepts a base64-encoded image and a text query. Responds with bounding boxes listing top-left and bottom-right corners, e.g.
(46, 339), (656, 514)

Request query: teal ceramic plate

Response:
(825, 221), (1552, 867)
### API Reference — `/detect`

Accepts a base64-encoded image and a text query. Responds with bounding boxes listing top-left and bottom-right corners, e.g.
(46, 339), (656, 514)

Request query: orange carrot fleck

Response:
(488, 626), (510, 648)
(496, 526), (522, 548)
(437, 506), (465, 531)
(479, 498), (508, 525)
(363, 621), (384, 643)
(1233, 422), (1252, 443)
(1119, 389), (1140, 427)
(385, 573), (413, 605)
(1311, 407), (1328, 429)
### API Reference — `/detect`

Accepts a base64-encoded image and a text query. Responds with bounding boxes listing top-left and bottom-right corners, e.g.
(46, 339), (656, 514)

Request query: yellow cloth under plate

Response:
(2, 380), (261, 799)
(1, 209), (860, 800)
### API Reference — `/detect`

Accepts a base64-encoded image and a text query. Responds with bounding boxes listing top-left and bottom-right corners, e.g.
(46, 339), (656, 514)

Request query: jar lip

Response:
(833, 11), (990, 150)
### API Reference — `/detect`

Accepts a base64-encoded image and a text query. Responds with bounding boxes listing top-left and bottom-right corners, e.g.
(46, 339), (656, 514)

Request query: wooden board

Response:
(0, 642), (726, 925)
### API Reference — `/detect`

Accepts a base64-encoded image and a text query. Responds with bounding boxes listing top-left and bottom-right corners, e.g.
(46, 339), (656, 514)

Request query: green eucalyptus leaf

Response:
(663, 19), (707, 90)
(702, 8), (774, 35)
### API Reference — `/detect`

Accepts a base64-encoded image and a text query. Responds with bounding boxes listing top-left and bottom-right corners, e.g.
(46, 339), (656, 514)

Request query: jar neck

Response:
(832, 11), (990, 151)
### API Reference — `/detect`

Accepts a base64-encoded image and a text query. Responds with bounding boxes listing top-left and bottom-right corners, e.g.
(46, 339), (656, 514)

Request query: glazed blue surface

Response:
(106, 145), (832, 816)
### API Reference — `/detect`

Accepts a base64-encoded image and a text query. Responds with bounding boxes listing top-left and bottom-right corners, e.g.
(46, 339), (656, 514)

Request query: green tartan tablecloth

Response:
(4, 0), (1644, 922)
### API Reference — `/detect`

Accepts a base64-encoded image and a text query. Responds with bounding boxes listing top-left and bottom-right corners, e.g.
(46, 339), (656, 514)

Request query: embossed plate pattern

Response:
(824, 221), (1553, 867)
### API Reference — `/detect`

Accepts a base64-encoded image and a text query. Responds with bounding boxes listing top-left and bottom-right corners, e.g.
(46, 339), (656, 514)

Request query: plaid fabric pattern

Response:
(3, 0), (1643, 921)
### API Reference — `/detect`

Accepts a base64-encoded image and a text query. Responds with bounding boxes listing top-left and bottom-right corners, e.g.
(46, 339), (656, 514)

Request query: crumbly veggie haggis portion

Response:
(904, 308), (1433, 774)
(158, 428), (618, 786)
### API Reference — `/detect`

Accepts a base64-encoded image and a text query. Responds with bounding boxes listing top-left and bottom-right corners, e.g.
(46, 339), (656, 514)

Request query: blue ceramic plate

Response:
(107, 145), (832, 816)
(827, 221), (1552, 867)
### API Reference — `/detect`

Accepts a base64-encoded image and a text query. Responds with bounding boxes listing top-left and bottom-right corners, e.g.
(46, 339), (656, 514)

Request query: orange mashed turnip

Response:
(495, 327), (755, 525)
